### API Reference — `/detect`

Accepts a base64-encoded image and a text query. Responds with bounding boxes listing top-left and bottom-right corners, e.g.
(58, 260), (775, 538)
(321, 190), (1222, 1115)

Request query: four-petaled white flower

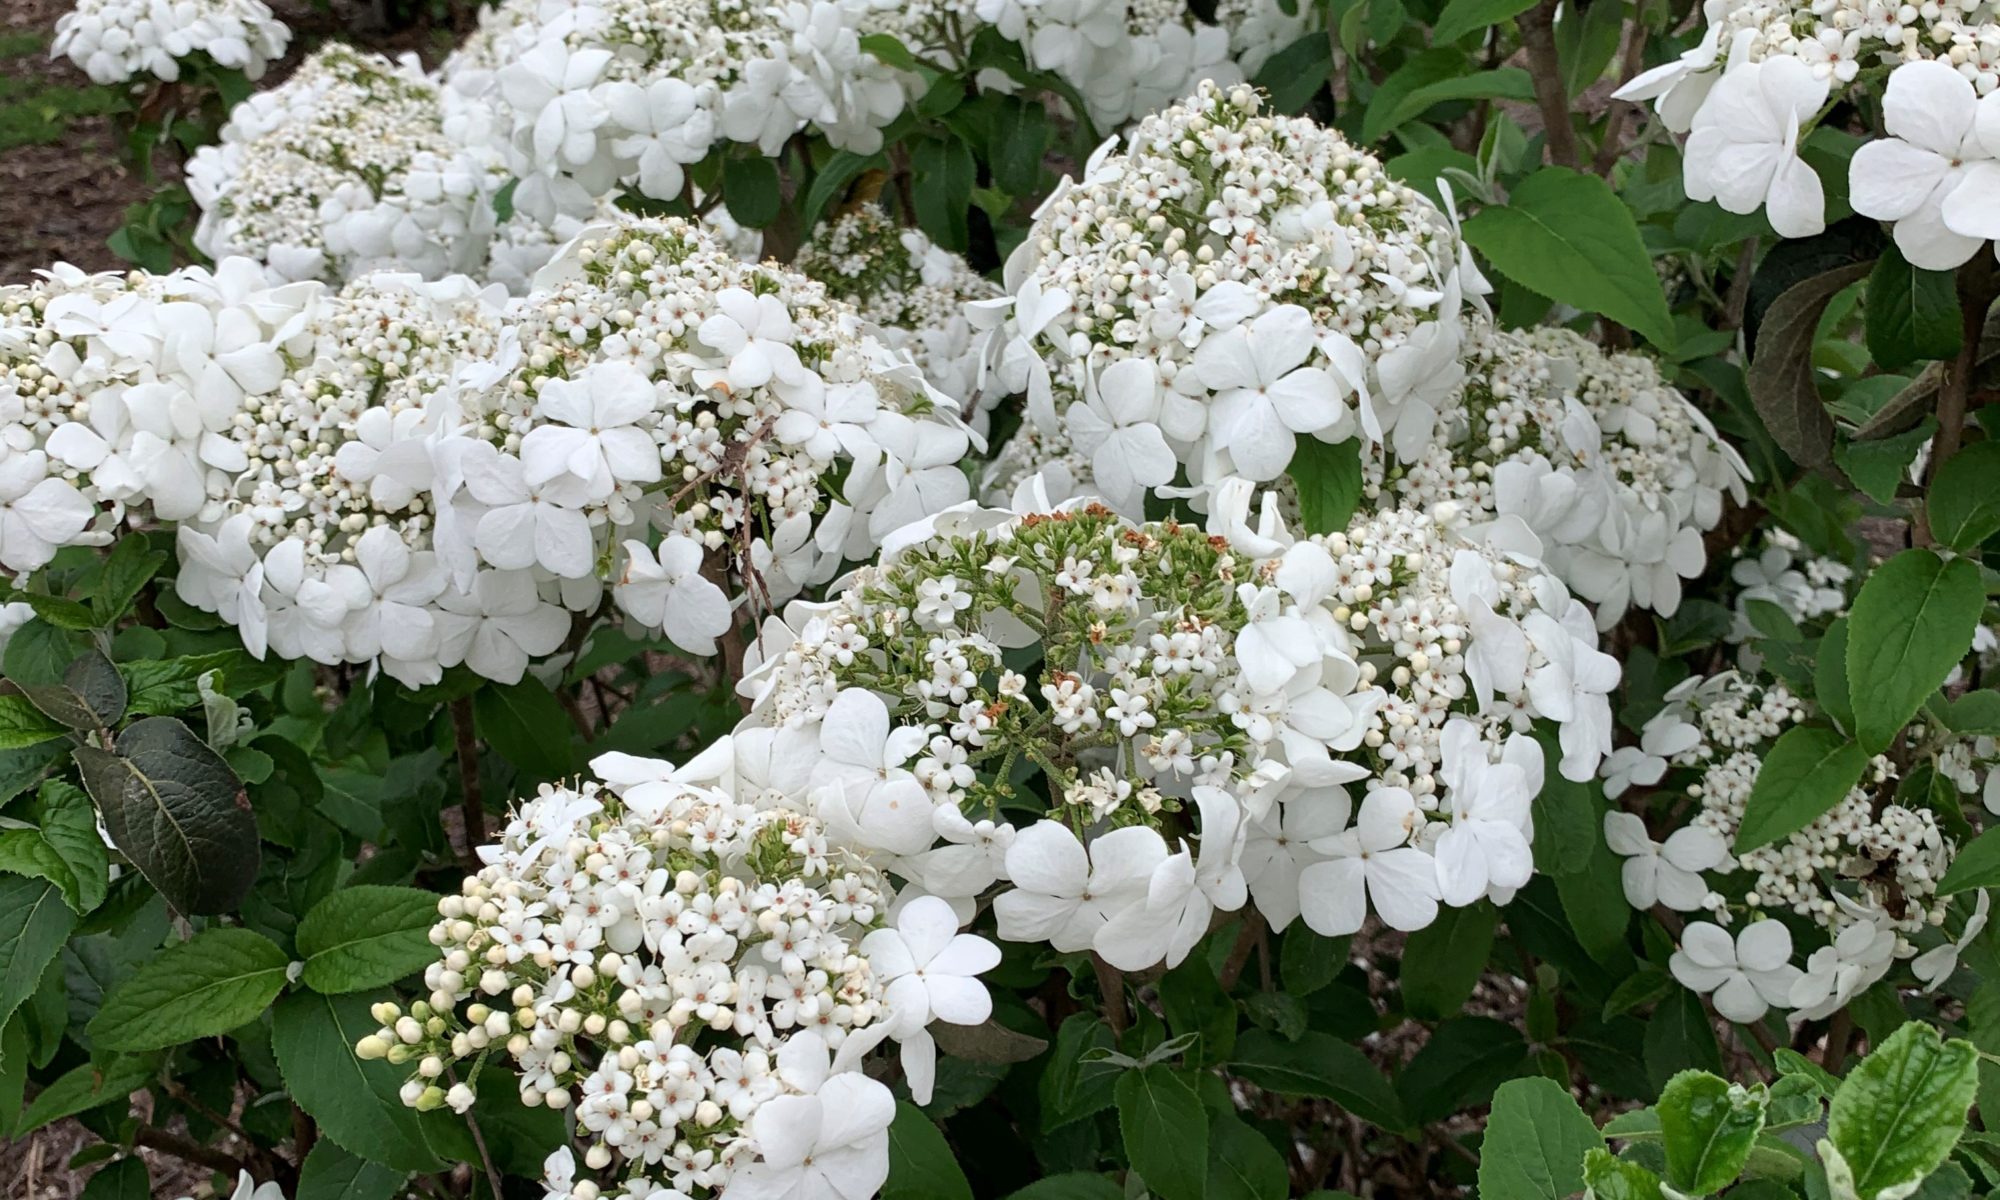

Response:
(1849, 60), (2000, 270)
(859, 896), (1001, 1105)
(1603, 812), (1730, 911)
(1297, 787), (1441, 936)
(1684, 56), (1828, 239)
(1670, 919), (1801, 1024)
(1193, 304), (1350, 481)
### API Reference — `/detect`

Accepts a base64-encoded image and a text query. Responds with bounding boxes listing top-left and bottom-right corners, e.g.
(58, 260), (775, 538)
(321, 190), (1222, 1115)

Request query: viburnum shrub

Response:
(7, 0), (2000, 1196)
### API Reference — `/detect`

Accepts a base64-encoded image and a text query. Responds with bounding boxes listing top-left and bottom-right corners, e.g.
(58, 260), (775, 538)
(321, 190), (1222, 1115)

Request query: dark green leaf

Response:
(13, 1054), (155, 1135)
(1865, 243), (1962, 372)
(1231, 1030), (1405, 1129)
(884, 1100), (974, 1200)
(1115, 1066), (1208, 1200)
(1400, 902), (1496, 1019)
(1941, 825), (2000, 896)
(75, 716), (258, 916)
(912, 136), (975, 253)
(1645, 988), (1724, 1092)
(801, 151), (887, 232)
(0, 875), (75, 1035)
(1208, 1115), (1288, 1200)
(1395, 1016), (1528, 1125)
(93, 537), (167, 626)
(1930, 441), (2000, 550)
(472, 679), (576, 780)
(1431, 0), (1536, 43)
(1003, 1176), (1123, 1200)
(1289, 438), (1365, 536)
(79, 1158), (149, 1200)
(1835, 417), (1935, 505)
(1251, 33), (1333, 114)
(296, 1141), (406, 1200)
(723, 156), (782, 229)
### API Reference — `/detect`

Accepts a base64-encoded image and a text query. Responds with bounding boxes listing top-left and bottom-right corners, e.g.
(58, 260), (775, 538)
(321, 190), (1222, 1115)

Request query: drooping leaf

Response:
(1230, 1030), (1406, 1130)
(89, 927), (289, 1052)
(74, 716), (258, 915)
(884, 1100), (974, 1200)
(1929, 441), (2000, 551)
(1846, 550), (1985, 753)
(0, 874), (75, 1035)
(1746, 260), (1875, 470)
(1865, 242), (1962, 371)
(13, 1054), (156, 1135)
(1208, 1115), (1289, 1200)
(471, 678), (576, 780)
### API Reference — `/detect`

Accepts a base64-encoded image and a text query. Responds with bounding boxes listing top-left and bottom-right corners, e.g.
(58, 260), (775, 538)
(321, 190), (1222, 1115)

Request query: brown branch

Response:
(134, 1127), (247, 1177)
(1517, 0), (1583, 169)
(1091, 953), (1128, 1037)
(449, 696), (485, 865)
(1216, 917), (1264, 991)
(1591, 20), (1651, 176)
(1922, 253), (2000, 545)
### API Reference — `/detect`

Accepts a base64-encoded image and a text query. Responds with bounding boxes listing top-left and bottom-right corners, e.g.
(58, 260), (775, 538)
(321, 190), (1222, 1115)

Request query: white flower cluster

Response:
(972, 82), (1474, 514)
(53, 0), (290, 85)
(3, 214), (975, 687)
(1616, 3), (2000, 262)
(971, 0), (1243, 129)
(438, 0), (923, 228)
(187, 45), (507, 285)
(734, 481), (1618, 970)
(1420, 326), (1751, 630)
(1723, 528), (1851, 643)
(359, 750), (998, 1200)
(793, 205), (1001, 421)
(1605, 666), (1998, 1024)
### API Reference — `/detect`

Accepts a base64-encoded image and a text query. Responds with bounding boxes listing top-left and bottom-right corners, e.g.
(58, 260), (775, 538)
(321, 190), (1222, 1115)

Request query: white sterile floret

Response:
(361, 747), (997, 1200)
(794, 205), (1002, 426)
(54, 0), (290, 85)
(440, 0), (925, 229)
(187, 45), (506, 285)
(1613, 0), (2000, 248)
(734, 476), (1618, 968)
(974, 82), (1472, 509)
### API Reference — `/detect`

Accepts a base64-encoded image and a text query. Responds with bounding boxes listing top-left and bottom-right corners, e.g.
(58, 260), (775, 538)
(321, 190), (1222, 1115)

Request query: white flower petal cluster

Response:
(359, 748), (997, 1200)
(1615, 0), (2000, 253)
(53, 0), (290, 85)
(439, 0), (923, 228)
(734, 478), (1616, 968)
(1724, 528), (1850, 644)
(794, 205), (1002, 424)
(3, 215), (973, 686)
(1437, 326), (1752, 630)
(1601, 663), (2000, 1013)
(187, 45), (508, 286)
(973, 83), (1471, 505)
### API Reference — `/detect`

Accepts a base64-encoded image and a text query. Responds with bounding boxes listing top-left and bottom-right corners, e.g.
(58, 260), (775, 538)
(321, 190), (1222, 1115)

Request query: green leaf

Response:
(1280, 927), (1348, 996)
(801, 151), (887, 232)
(1847, 549), (1985, 753)
(1826, 1023), (1977, 1198)
(1395, 1015), (1529, 1124)
(1251, 32), (1333, 114)
(17, 650), (126, 732)
(1746, 259), (1876, 470)
(857, 31), (918, 70)
(991, 98), (1050, 197)
(13, 1054), (155, 1135)
(23, 592), (99, 630)
(1865, 243), (1962, 372)
(912, 136), (975, 253)
(1555, 822), (1633, 964)
(1208, 1115), (1288, 1200)
(1003, 1176), (1123, 1200)
(1834, 417), (1936, 506)
(1368, 66), (1534, 143)
(1462, 167), (1674, 348)
(723, 156), (782, 229)
(1400, 901), (1497, 1019)
(1657, 1070), (1767, 1194)
(0, 875), (75, 1036)
(1289, 437), (1365, 535)
(1731, 725), (1870, 853)
(74, 715), (258, 916)
(1116, 1066), (1208, 1200)
(1940, 825), (2000, 896)
(472, 679), (576, 779)
(79, 1158), (149, 1200)
(1929, 441), (2000, 550)
(3, 617), (78, 686)
(1581, 1148), (1664, 1200)
(0, 779), (109, 913)
(1230, 1030), (1405, 1129)
(89, 927), (288, 1052)
(1476, 1076), (1605, 1200)
(272, 990), (442, 1172)
(1431, 0), (1537, 43)
(1645, 988), (1724, 1092)
(297, 885), (441, 994)
(1816, 617), (1855, 734)
(296, 1141), (407, 1200)
(884, 1100), (974, 1200)
(93, 537), (167, 626)
(0, 693), (65, 750)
